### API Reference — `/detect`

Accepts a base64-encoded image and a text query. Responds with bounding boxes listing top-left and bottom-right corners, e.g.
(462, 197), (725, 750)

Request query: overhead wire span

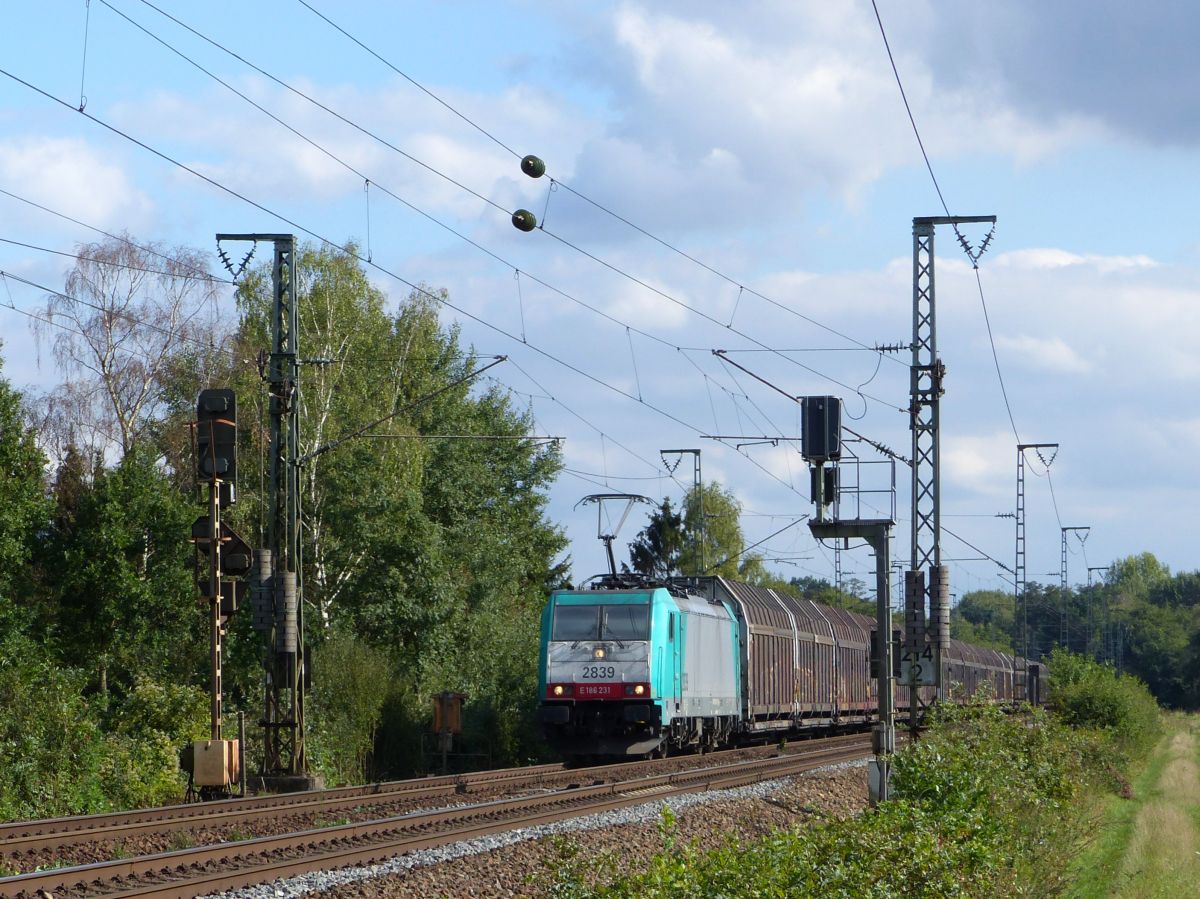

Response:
(703, 516), (809, 575)
(871, 0), (1091, 584)
(870, 0), (949, 218)
(1, 68), (872, 513)
(105, 0), (901, 412)
(0, 276), (166, 367)
(0, 269), (222, 353)
(501, 358), (677, 483)
(122, 0), (511, 216)
(0, 236), (232, 284)
(289, 0), (905, 367)
(0, 186), (227, 281)
(871, 0), (1025, 442)
(107, 0), (907, 411)
(77, 0), (92, 111)
(293, 0), (522, 158)
(538, 225), (904, 409)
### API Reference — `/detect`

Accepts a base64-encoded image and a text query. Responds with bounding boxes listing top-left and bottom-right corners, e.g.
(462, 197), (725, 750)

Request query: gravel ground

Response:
(199, 759), (868, 899)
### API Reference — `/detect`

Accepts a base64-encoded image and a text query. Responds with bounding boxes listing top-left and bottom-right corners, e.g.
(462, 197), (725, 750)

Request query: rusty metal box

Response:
(192, 739), (239, 787)
(433, 692), (467, 734)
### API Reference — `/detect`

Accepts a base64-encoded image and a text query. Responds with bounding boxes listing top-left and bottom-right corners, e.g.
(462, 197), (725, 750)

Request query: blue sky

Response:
(2, 1), (1197, 600)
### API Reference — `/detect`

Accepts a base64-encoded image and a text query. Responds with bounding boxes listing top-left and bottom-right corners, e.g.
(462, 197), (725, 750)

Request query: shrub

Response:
(307, 629), (395, 785)
(0, 635), (109, 819)
(1047, 647), (1161, 761)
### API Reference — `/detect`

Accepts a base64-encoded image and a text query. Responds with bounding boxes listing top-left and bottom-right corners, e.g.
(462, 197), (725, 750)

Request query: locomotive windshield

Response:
(603, 605), (649, 641)
(552, 603), (650, 641)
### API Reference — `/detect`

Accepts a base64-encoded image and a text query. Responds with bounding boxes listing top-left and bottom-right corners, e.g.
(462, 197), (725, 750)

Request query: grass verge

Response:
(1068, 713), (1200, 898)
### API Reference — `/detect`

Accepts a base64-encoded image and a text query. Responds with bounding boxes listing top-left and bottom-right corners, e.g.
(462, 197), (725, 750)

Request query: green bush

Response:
(1048, 647), (1161, 761)
(307, 629), (395, 785)
(101, 678), (210, 809)
(0, 637), (208, 820)
(0, 636), (109, 819)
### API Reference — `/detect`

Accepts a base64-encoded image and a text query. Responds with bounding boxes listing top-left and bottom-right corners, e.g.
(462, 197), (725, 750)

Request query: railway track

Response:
(0, 761), (566, 859)
(0, 735), (870, 898)
(0, 731), (870, 867)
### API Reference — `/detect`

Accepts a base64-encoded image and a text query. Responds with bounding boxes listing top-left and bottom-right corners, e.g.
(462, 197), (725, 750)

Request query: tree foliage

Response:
(0, 354), (50, 606)
(220, 246), (567, 771)
(628, 498), (683, 579)
(0, 234), (574, 816)
(33, 235), (222, 461)
(39, 444), (201, 693)
(627, 482), (769, 582)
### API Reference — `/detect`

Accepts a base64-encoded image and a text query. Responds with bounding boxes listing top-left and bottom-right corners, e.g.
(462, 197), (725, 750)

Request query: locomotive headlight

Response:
(553, 685), (564, 696)
(634, 684), (645, 696)
(593, 646), (606, 659)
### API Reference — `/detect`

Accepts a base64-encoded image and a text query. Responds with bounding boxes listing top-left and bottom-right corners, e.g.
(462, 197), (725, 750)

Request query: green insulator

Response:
(512, 209), (538, 232)
(521, 154), (546, 178)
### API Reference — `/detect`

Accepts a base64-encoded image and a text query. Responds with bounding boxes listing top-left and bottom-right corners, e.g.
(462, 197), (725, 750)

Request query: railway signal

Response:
(185, 387), (245, 800)
(196, 388), (237, 501)
(801, 395), (897, 805)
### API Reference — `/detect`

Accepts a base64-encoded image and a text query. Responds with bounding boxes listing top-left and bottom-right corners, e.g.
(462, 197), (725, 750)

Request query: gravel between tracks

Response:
(199, 759), (868, 899)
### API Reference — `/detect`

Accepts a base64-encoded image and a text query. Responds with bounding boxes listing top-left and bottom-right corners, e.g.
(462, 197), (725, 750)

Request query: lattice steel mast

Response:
(1015, 443), (1057, 661)
(907, 215), (995, 701)
(1059, 526), (1089, 649)
(218, 233), (307, 780)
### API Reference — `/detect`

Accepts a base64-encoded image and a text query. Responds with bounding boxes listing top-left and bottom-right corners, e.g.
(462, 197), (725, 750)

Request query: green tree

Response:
(628, 498), (684, 578)
(789, 576), (874, 616)
(0, 352), (51, 610)
(209, 245), (566, 771)
(41, 445), (201, 693)
(680, 482), (745, 576)
(951, 589), (1016, 653)
(1108, 552), (1171, 602)
(307, 629), (394, 784)
(627, 482), (789, 584)
(34, 235), (222, 461)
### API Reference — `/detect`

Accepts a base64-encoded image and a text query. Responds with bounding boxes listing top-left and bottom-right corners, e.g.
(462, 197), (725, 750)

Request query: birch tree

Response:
(35, 235), (222, 461)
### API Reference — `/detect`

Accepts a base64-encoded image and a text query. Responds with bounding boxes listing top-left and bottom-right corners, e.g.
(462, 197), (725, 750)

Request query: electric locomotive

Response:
(537, 579), (741, 758)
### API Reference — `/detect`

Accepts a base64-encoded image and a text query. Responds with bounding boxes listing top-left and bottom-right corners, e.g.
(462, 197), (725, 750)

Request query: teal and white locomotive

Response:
(537, 580), (741, 757)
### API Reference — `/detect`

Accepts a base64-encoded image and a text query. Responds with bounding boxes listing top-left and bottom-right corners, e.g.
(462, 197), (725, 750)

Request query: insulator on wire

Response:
(521, 155), (546, 178)
(512, 209), (538, 232)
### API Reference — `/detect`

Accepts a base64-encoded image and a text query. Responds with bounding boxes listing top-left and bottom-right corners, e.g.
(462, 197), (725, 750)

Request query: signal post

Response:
(187, 388), (249, 799)
(801, 396), (896, 804)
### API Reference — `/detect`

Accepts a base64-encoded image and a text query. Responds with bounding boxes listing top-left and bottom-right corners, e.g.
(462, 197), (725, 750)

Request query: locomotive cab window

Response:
(552, 603), (649, 641)
(553, 605), (601, 641)
(603, 605), (649, 641)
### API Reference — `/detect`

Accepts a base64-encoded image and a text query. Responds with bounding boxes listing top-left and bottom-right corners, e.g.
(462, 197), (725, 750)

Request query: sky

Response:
(1, 0), (1197, 603)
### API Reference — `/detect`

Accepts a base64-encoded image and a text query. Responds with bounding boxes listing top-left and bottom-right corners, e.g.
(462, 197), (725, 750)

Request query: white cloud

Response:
(538, 2), (1095, 237)
(994, 248), (1156, 273)
(994, 334), (1091, 374)
(0, 137), (152, 227)
(943, 431), (1016, 497)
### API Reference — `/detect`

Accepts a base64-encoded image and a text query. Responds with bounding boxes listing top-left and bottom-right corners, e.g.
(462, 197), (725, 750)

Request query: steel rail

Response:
(0, 732), (870, 860)
(0, 738), (870, 898)
(0, 761), (563, 842)
(0, 763), (563, 856)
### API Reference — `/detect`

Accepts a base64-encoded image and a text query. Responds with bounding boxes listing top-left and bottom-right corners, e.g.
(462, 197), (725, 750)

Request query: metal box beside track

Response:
(191, 738), (240, 788)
